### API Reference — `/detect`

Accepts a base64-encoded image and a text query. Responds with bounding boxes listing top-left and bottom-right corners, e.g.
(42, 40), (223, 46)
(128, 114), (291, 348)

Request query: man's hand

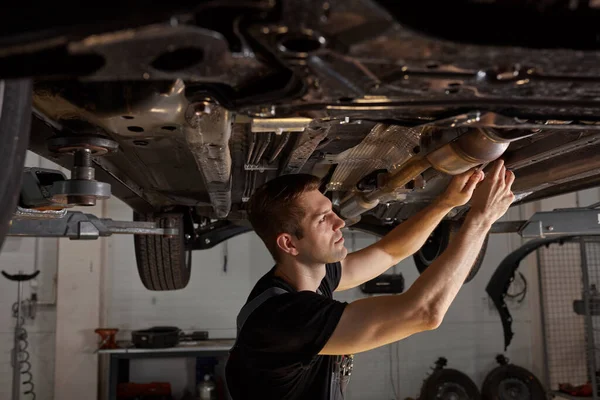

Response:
(469, 159), (515, 226)
(438, 168), (485, 209)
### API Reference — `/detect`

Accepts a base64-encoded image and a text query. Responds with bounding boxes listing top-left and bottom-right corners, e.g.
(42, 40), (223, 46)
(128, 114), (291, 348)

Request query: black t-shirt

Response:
(225, 262), (348, 400)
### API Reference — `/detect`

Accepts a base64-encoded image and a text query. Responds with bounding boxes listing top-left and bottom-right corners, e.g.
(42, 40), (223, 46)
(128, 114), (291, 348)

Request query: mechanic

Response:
(225, 159), (515, 400)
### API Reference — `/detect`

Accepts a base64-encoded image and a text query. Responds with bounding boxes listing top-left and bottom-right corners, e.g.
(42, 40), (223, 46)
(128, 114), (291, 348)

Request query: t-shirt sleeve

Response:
(243, 291), (347, 359)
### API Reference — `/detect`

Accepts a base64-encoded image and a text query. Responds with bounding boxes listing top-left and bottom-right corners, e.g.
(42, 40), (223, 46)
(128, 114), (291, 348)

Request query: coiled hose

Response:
(12, 302), (35, 400)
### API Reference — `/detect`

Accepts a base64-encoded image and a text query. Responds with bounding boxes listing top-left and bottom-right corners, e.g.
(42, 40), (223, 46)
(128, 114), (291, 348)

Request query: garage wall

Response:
(103, 197), (255, 398)
(1, 152), (595, 400)
(103, 196), (544, 400)
(105, 195), (253, 339)
(0, 152), (60, 400)
(334, 215), (536, 400)
(0, 236), (58, 400)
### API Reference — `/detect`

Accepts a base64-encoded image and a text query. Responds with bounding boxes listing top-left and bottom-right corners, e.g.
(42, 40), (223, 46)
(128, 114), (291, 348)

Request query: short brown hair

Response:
(247, 173), (321, 261)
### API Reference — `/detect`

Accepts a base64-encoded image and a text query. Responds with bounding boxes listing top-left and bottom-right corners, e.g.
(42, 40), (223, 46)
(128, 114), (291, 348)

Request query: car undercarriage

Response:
(3, 0), (600, 290)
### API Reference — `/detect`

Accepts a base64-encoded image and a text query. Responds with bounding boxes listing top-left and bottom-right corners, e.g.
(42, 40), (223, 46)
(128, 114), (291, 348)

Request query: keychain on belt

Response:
(339, 354), (354, 393)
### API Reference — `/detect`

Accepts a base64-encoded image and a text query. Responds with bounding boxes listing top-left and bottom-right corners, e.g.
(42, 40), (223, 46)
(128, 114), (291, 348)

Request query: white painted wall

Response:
(335, 205), (539, 400)
(0, 152), (60, 400)
(53, 201), (104, 399)
(102, 197), (255, 399)
(0, 235), (57, 400)
(0, 151), (107, 400)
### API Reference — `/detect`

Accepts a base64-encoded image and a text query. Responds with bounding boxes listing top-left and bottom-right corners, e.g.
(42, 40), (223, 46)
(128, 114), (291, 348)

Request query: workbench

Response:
(98, 339), (235, 400)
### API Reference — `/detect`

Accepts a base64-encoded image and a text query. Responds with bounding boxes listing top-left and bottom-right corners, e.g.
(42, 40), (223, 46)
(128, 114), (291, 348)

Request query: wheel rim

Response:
(498, 378), (530, 400)
(437, 382), (470, 400)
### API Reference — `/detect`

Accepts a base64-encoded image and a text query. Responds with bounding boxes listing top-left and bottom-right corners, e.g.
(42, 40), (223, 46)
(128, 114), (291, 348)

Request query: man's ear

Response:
(276, 233), (299, 257)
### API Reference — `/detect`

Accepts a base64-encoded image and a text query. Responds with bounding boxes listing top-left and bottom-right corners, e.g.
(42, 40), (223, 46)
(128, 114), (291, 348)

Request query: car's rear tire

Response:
(413, 219), (488, 284)
(0, 79), (33, 252)
(133, 212), (191, 290)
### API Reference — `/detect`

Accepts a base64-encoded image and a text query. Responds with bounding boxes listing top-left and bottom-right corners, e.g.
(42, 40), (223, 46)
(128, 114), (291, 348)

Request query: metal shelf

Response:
(97, 338), (235, 355)
(103, 338), (236, 400)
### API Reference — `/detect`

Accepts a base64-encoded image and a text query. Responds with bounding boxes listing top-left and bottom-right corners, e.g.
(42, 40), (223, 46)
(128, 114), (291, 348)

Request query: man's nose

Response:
(333, 214), (345, 230)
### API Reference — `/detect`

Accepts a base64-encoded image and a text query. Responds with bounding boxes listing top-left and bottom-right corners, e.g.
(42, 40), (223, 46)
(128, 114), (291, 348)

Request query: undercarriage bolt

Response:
(68, 148), (97, 206)
(74, 148), (92, 167)
(72, 148), (95, 181)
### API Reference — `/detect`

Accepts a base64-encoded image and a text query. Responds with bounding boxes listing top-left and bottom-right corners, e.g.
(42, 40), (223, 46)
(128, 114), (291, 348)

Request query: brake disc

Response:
(420, 358), (481, 400)
(437, 380), (471, 400)
(481, 356), (545, 400)
(497, 377), (531, 400)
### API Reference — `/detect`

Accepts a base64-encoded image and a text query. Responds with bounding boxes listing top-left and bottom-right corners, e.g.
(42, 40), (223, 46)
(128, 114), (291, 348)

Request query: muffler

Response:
(338, 128), (511, 220)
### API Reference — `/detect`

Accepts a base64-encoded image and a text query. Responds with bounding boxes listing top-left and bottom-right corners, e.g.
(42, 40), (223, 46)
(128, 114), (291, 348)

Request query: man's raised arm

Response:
(336, 168), (484, 292)
(322, 160), (514, 355)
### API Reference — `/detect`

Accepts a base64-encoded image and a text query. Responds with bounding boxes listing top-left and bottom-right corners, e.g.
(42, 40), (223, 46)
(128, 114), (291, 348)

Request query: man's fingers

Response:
(505, 169), (515, 188)
(490, 159), (505, 180)
(454, 168), (477, 188)
(463, 170), (482, 194)
(499, 165), (507, 187)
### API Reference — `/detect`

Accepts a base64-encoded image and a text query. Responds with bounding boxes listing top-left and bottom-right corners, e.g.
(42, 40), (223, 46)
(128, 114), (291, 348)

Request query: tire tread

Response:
(133, 213), (190, 290)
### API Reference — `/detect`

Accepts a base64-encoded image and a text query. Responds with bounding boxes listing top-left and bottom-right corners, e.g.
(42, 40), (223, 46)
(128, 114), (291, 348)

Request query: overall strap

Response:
(236, 287), (289, 335)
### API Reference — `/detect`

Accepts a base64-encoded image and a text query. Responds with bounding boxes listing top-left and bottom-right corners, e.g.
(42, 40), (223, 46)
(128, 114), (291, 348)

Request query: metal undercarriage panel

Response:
(8, 0), (600, 225)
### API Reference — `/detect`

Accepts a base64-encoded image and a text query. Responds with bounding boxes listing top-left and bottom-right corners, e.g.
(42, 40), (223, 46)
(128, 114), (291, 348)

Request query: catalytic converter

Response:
(338, 128), (511, 221)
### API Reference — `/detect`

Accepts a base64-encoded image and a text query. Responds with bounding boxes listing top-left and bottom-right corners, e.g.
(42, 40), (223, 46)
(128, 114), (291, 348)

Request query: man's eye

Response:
(319, 216), (326, 223)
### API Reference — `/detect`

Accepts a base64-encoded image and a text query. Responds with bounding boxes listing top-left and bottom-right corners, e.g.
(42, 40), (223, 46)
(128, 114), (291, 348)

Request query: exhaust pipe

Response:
(339, 128), (511, 220)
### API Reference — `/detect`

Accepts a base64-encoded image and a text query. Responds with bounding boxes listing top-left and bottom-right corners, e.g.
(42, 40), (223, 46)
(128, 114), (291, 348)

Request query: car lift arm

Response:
(8, 184), (600, 348)
(7, 209), (177, 240)
(491, 207), (600, 238)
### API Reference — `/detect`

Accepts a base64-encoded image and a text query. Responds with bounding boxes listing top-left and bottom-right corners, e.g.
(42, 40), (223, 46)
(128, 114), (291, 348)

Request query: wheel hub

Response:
(437, 382), (470, 400)
(498, 378), (530, 400)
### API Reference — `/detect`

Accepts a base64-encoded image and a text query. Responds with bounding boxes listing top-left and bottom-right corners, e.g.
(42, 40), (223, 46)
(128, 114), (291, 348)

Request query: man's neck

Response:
(274, 259), (326, 293)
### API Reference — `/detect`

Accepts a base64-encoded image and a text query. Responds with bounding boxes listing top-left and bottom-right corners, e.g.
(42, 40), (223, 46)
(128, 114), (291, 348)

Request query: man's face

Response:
(292, 189), (348, 265)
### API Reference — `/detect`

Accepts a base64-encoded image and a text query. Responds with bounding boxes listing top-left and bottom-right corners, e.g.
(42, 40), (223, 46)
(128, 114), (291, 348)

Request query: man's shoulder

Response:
(246, 267), (292, 303)
(245, 262), (342, 302)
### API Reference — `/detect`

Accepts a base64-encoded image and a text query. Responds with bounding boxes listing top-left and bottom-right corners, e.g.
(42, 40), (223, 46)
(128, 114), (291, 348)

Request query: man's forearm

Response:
(378, 197), (454, 263)
(336, 196), (455, 291)
(321, 214), (492, 355)
(405, 212), (491, 320)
